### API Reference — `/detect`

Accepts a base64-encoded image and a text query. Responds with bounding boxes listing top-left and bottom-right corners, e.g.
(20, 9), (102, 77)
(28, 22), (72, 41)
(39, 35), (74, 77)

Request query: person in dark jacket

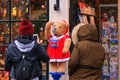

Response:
(4, 19), (50, 80)
(69, 23), (105, 80)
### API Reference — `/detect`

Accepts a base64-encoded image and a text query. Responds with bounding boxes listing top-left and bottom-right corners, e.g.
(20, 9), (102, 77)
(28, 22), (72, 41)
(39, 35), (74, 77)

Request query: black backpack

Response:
(14, 52), (37, 80)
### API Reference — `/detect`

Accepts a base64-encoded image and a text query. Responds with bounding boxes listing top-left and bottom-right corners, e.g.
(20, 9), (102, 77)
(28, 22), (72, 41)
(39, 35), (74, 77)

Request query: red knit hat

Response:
(19, 19), (34, 35)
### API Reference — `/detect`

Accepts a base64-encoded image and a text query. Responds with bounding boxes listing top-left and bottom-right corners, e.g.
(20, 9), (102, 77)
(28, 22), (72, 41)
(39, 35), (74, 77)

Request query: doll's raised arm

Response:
(62, 38), (71, 54)
(45, 22), (54, 40)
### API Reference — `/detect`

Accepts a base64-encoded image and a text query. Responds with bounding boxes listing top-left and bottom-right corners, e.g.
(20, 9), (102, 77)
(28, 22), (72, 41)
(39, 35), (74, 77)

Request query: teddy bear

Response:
(45, 20), (71, 79)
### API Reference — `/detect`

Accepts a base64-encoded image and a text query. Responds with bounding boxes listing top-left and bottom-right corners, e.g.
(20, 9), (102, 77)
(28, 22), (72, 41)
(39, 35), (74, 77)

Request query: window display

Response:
(30, 0), (47, 20)
(99, 4), (118, 80)
(0, 71), (9, 80)
(77, 2), (95, 25)
(0, 0), (9, 20)
(32, 22), (47, 46)
(0, 46), (7, 70)
(11, 0), (29, 20)
(0, 0), (49, 80)
(0, 22), (10, 45)
(11, 22), (20, 41)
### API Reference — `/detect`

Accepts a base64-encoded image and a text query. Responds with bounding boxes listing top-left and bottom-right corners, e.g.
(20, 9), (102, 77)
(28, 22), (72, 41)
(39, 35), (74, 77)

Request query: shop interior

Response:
(0, 0), (48, 80)
(0, 0), (118, 80)
(70, 0), (118, 80)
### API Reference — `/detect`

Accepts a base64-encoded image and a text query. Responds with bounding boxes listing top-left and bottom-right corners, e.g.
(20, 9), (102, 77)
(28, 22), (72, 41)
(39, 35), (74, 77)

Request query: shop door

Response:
(0, 0), (49, 80)
(99, 4), (118, 80)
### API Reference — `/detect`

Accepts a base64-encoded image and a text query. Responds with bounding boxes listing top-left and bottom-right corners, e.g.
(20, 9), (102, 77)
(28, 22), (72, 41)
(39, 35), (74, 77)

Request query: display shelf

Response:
(99, 4), (118, 80)
(77, 1), (96, 25)
(78, 2), (95, 16)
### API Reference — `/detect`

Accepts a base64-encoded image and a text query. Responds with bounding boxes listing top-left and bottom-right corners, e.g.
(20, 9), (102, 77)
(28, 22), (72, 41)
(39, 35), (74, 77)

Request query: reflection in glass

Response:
(0, 0), (9, 20)
(0, 22), (9, 45)
(0, 46), (7, 69)
(11, 22), (20, 41)
(11, 0), (29, 20)
(32, 22), (47, 45)
(0, 46), (9, 79)
(0, 71), (9, 79)
(30, 0), (47, 20)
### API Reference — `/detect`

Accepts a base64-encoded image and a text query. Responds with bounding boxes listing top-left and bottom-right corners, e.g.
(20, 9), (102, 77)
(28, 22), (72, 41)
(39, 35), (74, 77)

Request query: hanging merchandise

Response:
(78, 2), (95, 16)
(90, 16), (95, 25)
(91, 7), (95, 16)
(100, 4), (118, 80)
(12, 7), (17, 17)
(3, 8), (6, 17)
(18, 8), (22, 18)
(78, 14), (88, 24)
(77, 2), (95, 24)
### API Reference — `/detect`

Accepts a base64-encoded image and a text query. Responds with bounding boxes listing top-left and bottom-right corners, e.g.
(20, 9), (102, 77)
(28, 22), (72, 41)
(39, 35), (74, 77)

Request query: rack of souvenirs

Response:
(77, 2), (96, 25)
(101, 12), (118, 80)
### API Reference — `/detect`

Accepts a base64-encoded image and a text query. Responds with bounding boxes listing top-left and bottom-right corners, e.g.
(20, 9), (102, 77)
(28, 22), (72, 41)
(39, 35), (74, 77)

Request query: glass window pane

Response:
(0, 22), (10, 45)
(0, 71), (9, 80)
(0, 46), (9, 79)
(11, 0), (29, 20)
(11, 21), (47, 45)
(0, 0), (9, 20)
(0, 46), (7, 70)
(11, 22), (20, 41)
(42, 63), (47, 77)
(32, 22), (47, 45)
(30, 0), (47, 20)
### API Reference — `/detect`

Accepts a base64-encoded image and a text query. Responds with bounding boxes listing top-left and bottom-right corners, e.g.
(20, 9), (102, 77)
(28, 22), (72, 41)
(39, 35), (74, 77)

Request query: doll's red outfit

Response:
(47, 35), (70, 62)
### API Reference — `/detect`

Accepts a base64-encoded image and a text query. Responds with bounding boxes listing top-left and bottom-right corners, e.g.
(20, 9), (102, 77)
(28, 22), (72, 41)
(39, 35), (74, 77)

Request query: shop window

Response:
(0, 22), (10, 45)
(32, 22), (47, 45)
(0, 46), (9, 80)
(0, 0), (49, 80)
(0, 0), (9, 20)
(0, 46), (7, 69)
(11, 0), (29, 20)
(30, 0), (47, 20)
(11, 22), (20, 41)
(100, 0), (117, 4)
(0, 71), (9, 80)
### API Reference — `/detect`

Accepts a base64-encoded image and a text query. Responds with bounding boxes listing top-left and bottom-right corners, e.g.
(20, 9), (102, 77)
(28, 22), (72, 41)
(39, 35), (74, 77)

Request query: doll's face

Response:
(52, 21), (67, 37)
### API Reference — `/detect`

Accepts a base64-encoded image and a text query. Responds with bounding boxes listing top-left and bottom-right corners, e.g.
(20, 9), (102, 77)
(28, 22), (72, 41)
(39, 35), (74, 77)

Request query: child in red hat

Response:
(4, 19), (50, 80)
(19, 19), (34, 35)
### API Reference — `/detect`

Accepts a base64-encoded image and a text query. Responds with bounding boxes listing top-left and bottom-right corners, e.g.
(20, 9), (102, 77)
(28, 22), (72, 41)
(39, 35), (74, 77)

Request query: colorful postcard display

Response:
(78, 14), (88, 24)
(77, 2), (95, 25)
(78, 2), (95, 16)
(101, 13), (118, 80)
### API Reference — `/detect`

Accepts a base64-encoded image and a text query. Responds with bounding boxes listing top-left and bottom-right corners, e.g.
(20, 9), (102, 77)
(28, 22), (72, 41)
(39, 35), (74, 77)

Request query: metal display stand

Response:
(99, 4), (118, 80)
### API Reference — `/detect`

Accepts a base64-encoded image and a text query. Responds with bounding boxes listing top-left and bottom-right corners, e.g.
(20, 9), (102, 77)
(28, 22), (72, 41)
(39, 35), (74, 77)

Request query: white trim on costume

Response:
(49, 58), (70, 62)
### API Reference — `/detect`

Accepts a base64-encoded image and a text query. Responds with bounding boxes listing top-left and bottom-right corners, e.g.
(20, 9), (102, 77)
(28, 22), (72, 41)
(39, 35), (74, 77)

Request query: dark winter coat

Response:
(4, 35), (50, 79)
(69, 24), (105, 80)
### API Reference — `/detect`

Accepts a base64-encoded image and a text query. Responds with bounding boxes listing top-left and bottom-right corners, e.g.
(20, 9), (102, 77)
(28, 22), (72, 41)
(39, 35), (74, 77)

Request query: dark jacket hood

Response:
(14, 35), (35, 52)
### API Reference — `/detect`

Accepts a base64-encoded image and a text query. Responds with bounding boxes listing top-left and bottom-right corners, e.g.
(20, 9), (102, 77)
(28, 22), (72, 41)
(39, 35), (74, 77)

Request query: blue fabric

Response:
(50, 72), (65, 80)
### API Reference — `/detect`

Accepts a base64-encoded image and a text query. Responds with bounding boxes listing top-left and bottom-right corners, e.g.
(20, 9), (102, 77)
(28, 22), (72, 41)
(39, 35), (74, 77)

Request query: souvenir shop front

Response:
(70, 0), (118, 80)
(0, 0), (49, 80)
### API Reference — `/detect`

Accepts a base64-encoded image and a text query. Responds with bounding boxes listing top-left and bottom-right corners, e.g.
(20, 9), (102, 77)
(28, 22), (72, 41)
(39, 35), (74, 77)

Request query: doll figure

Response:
(45, 20), (71, 79)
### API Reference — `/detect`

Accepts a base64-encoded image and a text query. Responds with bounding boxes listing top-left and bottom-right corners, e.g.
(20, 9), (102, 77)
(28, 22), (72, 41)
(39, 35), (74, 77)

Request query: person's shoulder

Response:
(8, 42), (16, 49)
